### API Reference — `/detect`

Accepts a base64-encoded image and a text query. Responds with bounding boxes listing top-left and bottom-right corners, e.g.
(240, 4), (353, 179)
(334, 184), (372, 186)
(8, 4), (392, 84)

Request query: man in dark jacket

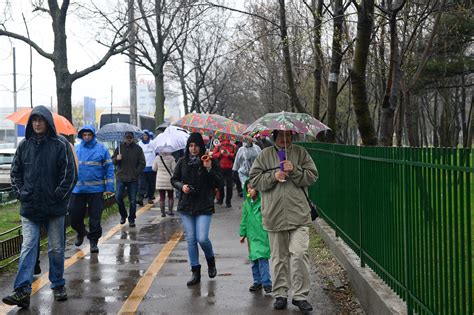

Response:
(3, 105), (77, 308)
(70, 125), (114, 254)
(112, 132), (145, 227)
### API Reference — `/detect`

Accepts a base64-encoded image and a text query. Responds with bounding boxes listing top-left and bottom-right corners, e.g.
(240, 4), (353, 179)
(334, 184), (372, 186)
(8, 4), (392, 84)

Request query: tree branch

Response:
(0, 29), (53, 60)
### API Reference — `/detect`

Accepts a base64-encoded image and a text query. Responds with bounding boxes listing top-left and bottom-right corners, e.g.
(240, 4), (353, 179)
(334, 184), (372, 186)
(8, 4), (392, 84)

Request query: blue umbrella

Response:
(96, 122), (143, 142)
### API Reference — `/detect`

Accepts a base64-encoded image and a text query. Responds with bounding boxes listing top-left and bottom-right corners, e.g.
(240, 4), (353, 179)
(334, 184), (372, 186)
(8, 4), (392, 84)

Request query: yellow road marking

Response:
(0, 202), (155, 313)
(118, 231), (183, 315)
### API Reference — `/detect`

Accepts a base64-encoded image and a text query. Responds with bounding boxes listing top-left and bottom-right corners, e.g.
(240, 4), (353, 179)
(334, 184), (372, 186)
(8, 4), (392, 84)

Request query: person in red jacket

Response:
(212, 139), (236, 207)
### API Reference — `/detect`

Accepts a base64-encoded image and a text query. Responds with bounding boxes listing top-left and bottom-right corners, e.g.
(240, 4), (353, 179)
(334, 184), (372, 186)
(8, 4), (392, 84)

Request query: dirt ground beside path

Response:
(309, 225), (365, 314)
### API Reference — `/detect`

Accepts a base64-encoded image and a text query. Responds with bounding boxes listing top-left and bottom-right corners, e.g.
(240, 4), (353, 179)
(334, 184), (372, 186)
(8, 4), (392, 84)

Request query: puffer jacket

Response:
(10, 105), (78, 223)
(152, 153), (176, 190)
(112, 142), (145, 182)
(212, 140), (236, 170)
(72, 125), (114, 194)
(248, 144), (318, 232)
(239, 180), (271, 261)
(171, 157), (223, 216)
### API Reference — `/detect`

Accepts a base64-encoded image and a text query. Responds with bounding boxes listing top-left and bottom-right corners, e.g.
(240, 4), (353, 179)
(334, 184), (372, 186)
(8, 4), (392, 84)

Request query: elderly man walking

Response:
(3, 105), (77, 308)
(249, 130), (318, 312)
(70, 125), (114, 254)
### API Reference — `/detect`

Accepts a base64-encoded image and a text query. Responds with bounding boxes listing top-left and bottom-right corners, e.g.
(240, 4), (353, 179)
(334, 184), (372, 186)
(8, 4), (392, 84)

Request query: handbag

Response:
(302, 188), (319, 221)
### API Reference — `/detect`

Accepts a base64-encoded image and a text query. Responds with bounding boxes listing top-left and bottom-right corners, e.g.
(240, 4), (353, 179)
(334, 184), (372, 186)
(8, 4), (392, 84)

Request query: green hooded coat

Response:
(239, 181), (271, 261)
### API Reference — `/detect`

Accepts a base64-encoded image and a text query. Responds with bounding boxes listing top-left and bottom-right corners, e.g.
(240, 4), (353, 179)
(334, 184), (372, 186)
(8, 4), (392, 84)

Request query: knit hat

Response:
(185, 132), (206, 159)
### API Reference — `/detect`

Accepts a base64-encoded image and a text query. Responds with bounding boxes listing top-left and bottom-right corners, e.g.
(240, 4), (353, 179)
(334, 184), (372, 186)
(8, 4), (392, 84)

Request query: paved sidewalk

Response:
(0, 194), (336, 314)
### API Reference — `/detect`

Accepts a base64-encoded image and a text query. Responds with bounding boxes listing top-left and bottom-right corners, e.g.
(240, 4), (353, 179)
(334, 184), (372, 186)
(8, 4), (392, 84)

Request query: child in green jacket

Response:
(240, 181), (272, 294)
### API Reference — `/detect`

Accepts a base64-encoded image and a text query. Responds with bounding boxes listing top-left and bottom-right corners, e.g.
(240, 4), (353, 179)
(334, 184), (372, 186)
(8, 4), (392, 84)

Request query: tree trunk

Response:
(278, 0), (307, 114)
(311, 0), (323, 119)
(153, 0), (165, 124)
(404, 90), (420, 146)
(379, 9), (402, 146)
(154, 69), (165, 124)
(350, 0), (377, 146)
(326, 0), (343, 143)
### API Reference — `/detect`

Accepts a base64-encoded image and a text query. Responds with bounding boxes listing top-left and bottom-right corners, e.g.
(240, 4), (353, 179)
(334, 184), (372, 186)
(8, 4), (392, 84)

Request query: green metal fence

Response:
(299, 142), (473, 315)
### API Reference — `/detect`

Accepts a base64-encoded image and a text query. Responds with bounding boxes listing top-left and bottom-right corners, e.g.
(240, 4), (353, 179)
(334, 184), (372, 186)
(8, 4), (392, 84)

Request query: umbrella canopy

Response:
(6, 108), (77, 135)
(156, 121), (170, 133)
(153, 126), (189, 153)
(96, 122), (143, 142)
(244, 111), (330, 138)
(173, 113), (246, 141)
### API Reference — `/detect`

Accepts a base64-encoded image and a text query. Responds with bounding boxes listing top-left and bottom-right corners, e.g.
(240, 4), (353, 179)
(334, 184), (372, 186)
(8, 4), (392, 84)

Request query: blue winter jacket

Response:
(72, 125), (115, 194)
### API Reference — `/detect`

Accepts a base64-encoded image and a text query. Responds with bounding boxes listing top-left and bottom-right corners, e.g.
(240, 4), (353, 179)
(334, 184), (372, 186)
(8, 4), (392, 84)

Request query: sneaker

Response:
(166, 211), (174, 216)
(263, 285), (272, 294)
(75, 232), (86, 247)
(120, 217), (126, 225)
(136, 200), (144, 206)
(2, 289), (30, 308)
(129, 221), (136, 227)
(225, 203), (232, 208)
(53, 286), (68, 301)
(249, 283), (262, 292)
(148, 200), (154, 204)
(274, 297), (287, 310)
(292, 299), (313, 312)
(216, 200), (223, 205)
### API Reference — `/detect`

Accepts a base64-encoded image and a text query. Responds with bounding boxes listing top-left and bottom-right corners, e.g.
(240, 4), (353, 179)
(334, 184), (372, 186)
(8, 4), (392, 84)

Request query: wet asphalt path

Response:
(0, 192), (336, 314)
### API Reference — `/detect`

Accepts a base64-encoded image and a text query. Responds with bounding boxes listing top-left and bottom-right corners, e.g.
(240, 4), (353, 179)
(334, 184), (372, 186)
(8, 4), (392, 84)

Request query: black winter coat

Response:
(171, 157), (223, 215)
(10, 105), (78, 223)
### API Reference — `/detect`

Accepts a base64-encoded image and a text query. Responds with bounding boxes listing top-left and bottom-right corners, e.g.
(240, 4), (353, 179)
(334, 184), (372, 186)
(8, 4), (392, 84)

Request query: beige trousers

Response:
(268, 226), (310, 300)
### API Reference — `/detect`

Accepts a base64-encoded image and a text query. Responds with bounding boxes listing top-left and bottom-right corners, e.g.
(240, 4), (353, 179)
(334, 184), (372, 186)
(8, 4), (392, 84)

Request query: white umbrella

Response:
(153, 126), (189, 154)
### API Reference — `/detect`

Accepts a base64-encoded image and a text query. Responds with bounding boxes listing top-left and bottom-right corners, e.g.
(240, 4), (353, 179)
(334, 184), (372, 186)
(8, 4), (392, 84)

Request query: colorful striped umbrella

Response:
(173, 113), (246, 141)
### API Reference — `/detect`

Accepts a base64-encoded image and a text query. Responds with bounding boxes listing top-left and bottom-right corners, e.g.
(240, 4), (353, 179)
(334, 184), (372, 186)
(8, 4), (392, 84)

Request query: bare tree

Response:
(0, 1), (129, 127)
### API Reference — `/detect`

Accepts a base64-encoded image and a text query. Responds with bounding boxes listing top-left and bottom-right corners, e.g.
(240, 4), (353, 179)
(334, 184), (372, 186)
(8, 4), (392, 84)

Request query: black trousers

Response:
(70, 192), (104, 241)
(138, 171), (157, 200)
(218, 169), (234, 205)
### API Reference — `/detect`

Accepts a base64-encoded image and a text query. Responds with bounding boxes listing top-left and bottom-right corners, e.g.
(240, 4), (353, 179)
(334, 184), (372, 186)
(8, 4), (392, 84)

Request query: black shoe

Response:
(75, 232), (87, 247)
(249, 283), (262, 291)
(264, 285), (272, 294)
(34, 262), (41, 275)
(225, 203), (232, 208)
(148, 200), (154, 204)
(129, 221), (136, 227)
(166, 211), (174, 216)
(274, 297), (287, 310)
(216, 200), (223, 205)
(120, 217), (126, 225)
(90, 240), (99, 254)
(187, 265), (201, 286)
(53, 286), (68, 301)
(292, 299), (313, 312)
(136, 200), (144, 206)
(2, 289), (30, 308)
(206, 256), (217, 278)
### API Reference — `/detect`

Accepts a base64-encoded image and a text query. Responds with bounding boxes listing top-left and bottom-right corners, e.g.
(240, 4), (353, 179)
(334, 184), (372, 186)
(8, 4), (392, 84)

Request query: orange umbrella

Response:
(6, 108), (77, 135)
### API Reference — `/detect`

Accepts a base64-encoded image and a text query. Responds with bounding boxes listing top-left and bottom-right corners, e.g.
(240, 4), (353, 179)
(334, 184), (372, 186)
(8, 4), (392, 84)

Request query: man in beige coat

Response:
(249, 130), (318, 312)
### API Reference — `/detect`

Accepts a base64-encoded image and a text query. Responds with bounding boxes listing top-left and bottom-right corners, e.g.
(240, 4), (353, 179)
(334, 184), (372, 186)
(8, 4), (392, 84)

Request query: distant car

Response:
(0, 148), (16, 187)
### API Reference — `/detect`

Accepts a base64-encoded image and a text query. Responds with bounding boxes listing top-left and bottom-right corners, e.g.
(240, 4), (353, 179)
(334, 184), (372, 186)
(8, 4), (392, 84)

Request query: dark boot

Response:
(160, 200), (166, 217)
(206, 256), (217, 278)
(187, 265), (201, 286)
(90, 240), (99, 254)
(166, 198), (174, 216)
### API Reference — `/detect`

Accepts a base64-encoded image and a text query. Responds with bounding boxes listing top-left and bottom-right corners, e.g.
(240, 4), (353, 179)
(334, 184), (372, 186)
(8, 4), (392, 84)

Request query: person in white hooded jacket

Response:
(137, 130), (157, 205)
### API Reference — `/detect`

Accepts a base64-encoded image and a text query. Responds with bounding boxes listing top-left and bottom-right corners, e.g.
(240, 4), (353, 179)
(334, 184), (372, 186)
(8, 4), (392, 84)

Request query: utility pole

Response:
(110, 85), (113, 124)
(128, 0), (138, 126)
(13, 47), (18, 148)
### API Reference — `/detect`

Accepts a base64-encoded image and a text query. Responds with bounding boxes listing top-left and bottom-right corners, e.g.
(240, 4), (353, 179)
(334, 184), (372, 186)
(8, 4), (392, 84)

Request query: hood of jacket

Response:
(78, 125), (97, 147)
(141, 129), (152, 144)
(243, 179), (261, 204)
(25, 105), (57, 139)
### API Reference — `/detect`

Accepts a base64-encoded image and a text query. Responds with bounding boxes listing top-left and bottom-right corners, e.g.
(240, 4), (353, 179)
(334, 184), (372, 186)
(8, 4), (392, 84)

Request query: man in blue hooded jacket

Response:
(70, 125), (114, 254)
(3, 105), (77, 308)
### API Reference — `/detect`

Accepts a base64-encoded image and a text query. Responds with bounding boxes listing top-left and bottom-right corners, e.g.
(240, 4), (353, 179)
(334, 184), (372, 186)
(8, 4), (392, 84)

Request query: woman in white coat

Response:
(152, 152), (177, 217)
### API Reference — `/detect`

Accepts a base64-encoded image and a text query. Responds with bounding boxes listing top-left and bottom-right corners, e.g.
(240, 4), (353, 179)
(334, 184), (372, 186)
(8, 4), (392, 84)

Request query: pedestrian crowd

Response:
(3, 106), (318, 313)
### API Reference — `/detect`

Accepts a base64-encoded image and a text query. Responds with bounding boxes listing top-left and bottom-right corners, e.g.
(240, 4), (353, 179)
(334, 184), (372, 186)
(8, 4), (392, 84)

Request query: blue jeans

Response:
(179, 213), (214, 267)
(116, 180), (138, 222)
(14, 216), (66, 293)
(251, 258), (272, 287)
